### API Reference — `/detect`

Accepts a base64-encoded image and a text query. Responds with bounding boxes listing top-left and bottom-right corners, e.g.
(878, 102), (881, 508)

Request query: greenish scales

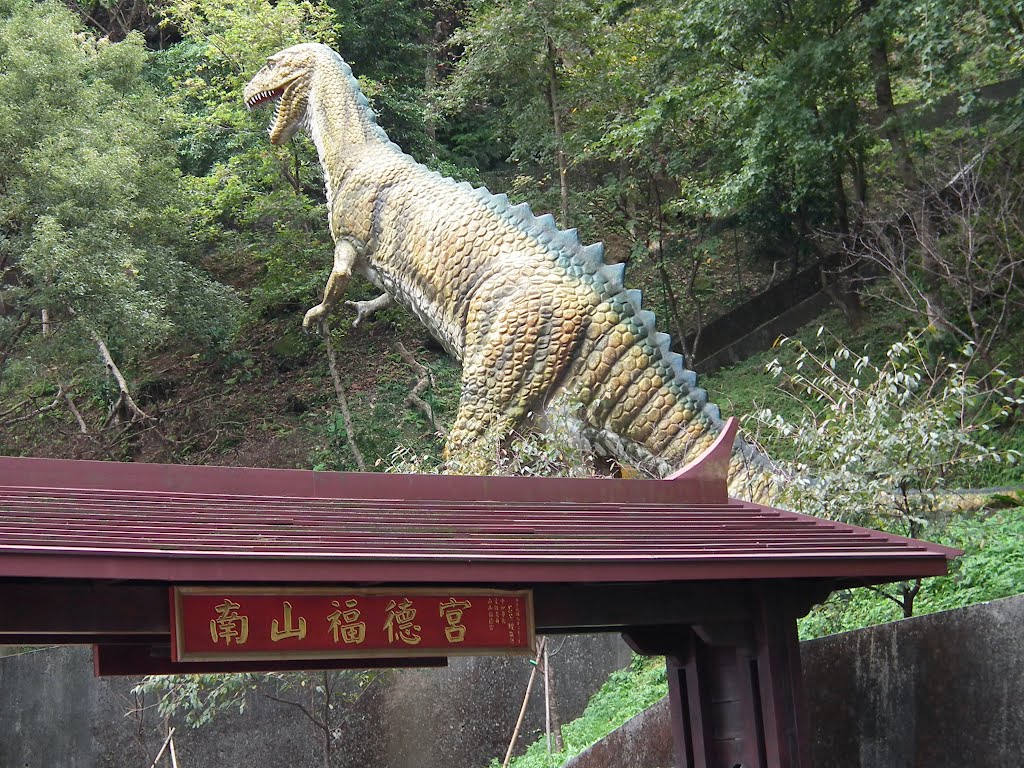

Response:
(245, 43), (776, 501)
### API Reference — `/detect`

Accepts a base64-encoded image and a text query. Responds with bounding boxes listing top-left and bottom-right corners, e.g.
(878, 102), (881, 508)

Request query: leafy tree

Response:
(798, 506), (1024, 638)
(849, 142), (1024, 368)
(149, 0), (340, 316)
(0, 0), (237, 434)
(752, 330), (1022, 617)
(134, 668), (382, 767)
(441, 0), (600, 225)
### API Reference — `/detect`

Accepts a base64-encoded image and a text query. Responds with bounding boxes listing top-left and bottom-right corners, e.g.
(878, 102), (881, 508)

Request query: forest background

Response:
(1, 0), (1023, 729)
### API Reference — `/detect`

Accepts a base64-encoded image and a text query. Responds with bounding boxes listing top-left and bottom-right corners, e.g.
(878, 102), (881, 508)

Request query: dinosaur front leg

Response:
(345, 292), (392, 327)
(303, 238), (360, 330)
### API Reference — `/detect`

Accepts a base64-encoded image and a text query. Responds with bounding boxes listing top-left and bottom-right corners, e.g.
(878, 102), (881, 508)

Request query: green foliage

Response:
(0, 0), (238, 396)
(310, 327), (463, 473)
(134, 672), (258, 728)
(753, 330), (1022, 531)
(495, 403), (603, 479)
(748, 327), (1022, 620)
(440, 0), (597, 168)
(149, 0), (339, 318)
(493, 654), (667, 768)
(134, 667), (382, 739)
(799, 507), (1024, 638)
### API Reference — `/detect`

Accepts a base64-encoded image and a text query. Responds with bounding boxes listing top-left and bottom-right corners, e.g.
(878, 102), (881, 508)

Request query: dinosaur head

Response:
(244, 44), (324, 145)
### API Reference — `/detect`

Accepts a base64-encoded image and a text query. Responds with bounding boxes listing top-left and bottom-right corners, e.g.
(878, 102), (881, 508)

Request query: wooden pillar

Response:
(624, 590), (812, 768)
(751, 587), (811, 768)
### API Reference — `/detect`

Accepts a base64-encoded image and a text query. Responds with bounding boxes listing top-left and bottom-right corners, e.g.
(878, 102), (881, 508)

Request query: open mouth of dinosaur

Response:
(244, 87), (283, 110)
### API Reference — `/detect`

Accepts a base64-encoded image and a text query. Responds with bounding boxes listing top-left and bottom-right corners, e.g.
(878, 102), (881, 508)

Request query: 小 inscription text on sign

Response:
(171, 587), (535, 662)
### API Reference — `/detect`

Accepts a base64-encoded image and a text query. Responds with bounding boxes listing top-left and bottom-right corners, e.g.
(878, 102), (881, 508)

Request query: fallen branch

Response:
(62, 386), (89, 434)
(322, 321), (366, 471)
(1, 389), (63, 427)
(394, 341), (441, 435)
(90, 330), (152, 427)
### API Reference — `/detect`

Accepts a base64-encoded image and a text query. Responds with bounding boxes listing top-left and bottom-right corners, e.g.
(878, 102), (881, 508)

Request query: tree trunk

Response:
(91, 329), (151, 426)
(543, 645), (564, 752)
(901, 579), (922, 618)
(421, 22), (443, 142)
(546, 36), (570, 228)
(862, 0), (952, 332)
(323, 322), (367, 471)
(822, 155), (863, 329)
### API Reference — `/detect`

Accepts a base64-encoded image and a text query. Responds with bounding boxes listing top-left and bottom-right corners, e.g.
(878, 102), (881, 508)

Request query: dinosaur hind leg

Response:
(444, 285), (586, 474)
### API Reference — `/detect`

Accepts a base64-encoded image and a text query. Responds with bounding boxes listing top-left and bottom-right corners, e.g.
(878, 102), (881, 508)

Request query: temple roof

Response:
(0, 451), (959, 587)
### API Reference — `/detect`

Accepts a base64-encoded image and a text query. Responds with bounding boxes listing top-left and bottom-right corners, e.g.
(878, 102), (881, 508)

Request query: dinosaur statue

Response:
(244, 43), (777, 501)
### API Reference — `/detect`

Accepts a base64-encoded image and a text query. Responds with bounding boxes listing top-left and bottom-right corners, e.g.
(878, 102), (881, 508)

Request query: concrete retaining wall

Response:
(4, 596), (1021, 767)
(0, 634), (632, 768)
(564, 594), (1024, 768)
(802, 594), (1024, 767)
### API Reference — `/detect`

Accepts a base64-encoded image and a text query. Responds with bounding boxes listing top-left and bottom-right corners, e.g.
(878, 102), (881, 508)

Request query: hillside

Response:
(3, 0), (1021, 482)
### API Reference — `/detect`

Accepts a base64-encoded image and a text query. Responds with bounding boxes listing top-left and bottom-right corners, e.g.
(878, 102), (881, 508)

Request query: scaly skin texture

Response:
(245, 43), (776, 501)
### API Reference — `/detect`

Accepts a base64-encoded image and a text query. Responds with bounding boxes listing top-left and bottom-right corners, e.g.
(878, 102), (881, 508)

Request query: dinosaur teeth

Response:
(245, 89), (282, 111)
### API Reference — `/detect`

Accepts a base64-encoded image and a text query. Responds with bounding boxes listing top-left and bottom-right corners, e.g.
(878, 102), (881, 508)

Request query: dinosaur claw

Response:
(345, 294), (392, 328)
(343, 299), (364, 328)
(303, 304), (328, 334)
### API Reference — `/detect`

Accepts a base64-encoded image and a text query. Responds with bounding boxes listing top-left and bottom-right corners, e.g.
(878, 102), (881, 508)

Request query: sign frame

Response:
(171, 586), (535, 663)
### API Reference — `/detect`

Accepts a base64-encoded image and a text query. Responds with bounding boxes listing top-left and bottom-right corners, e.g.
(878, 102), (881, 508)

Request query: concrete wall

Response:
(562, 594), (1024, 768)
(0, 634), (632, 768)
(802, 594), (1024, 767)
(5, 596), (1022, 767)
(693, 291), (831, 374)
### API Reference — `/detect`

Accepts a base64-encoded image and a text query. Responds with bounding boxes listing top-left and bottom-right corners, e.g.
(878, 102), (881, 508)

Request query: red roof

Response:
(0, 452), (958, 587)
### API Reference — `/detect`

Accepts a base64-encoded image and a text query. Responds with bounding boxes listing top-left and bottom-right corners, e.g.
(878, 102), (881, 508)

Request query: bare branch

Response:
(90, 330), (152, 426)
(1, 390), (63, 426)
(322, 321), (366, 471)
(261, 691), (329, 733)
(864, 584), (910, 613)
(60, 385), (89, 434)
(395, 341), (442, 435)
(847, 147), (1024, 365)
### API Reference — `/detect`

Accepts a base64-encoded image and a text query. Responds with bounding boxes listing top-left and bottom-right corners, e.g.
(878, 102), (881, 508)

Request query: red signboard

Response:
(171, 587), (534, 662)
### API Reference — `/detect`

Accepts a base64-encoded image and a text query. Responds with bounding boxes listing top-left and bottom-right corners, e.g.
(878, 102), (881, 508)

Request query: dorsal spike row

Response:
(485, 192), (505, 214)
(667, 353), (689, 386)
(509, 202), (533, 222)
(581, 242), (604, 267)
(534, 213), (556, 231)
(703, 402), (722, 422)
(598, 262), (625, 291)
(636, 309), (656, 333)
(552, 228), (580, 253)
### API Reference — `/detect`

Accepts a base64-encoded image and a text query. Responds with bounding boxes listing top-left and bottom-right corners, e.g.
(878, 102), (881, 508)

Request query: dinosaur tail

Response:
(565, 271), (779, 503)
(454, 195), (779, 501)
